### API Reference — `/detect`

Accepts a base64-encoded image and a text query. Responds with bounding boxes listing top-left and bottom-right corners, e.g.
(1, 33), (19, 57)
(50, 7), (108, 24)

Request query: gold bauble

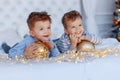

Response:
(118, 9), (120, 12)
(77, 40), (95, 52)
(32, 41), (50, 58)
(114, 20), (120, 26)
(117, 33), (120, 42)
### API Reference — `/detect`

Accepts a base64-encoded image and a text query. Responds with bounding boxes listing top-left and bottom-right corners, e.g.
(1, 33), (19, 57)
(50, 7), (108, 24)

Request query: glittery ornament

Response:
(32, 41), (50, 58)
(77, 40), (95, 52)
(114, 20), (120, 26)
(117, 34), (120, 42)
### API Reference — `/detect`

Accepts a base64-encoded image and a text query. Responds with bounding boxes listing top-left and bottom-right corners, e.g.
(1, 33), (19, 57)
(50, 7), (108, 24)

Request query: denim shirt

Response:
(9, 35), (60, 58)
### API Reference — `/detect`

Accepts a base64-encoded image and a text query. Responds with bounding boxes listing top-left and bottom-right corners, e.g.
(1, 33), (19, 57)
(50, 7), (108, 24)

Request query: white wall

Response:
(0, 0), (80, 37)
(0, 0), (80, 46)
(0, 0), (116, 46)
(95, 0), (116, 38)
(79, 0), (115, 38)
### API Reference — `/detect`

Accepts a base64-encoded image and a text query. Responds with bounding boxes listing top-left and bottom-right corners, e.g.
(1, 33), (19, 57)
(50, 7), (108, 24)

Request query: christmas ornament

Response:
(112, 1), (120, 38)
(114, 20), (120, 26)
(116, 1), (120, 9)
(32, 41), (50, 58)
(77, 40), (95, 52)
(117, 32), (120, 41)
(113, 9), (120, 26)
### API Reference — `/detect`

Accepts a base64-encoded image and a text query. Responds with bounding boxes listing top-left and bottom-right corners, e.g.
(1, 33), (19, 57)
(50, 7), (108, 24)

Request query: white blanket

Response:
(0, 38), (120, 80)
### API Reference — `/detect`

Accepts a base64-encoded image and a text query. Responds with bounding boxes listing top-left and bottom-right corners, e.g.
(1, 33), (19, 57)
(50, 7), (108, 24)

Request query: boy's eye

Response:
(48, 26), (51, 29)
(40, 28), (43, 30)
(72, 26), (76, 28)
(79, 24), (82, 26)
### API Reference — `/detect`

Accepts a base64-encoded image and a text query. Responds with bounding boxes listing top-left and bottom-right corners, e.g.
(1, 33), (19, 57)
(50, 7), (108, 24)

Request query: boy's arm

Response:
(48, 40), (60, 57)
(9, 41), (26, 58)
(82, 31), (102, 44)
(9, 36), (35, 58)
(56, 36), (73, 53)
(49, 44), (60, 57)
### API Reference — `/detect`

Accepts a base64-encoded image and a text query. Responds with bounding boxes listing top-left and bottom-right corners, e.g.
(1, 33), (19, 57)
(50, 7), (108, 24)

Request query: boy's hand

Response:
(24, 44), (38, 59)
(81, 35), (87, 40)
(42, 41), (54, 49)
(78, 35), (87, 43)
(69, 34), (78, 48)
(77, 34), (82, 43)
(40, 38), (54, 49)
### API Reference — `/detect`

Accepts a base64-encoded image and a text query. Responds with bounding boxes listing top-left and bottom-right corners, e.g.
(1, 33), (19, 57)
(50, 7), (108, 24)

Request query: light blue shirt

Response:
(9, 35), (60, 58)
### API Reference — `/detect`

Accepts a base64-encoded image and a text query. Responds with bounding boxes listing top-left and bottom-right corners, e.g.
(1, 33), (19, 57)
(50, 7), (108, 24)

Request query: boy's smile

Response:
(43, 35), (49, 37)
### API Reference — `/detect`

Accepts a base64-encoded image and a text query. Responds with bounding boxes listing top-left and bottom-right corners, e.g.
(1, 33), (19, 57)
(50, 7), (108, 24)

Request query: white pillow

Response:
(16, 24), (29, 40)
(0, 28), (22, 47)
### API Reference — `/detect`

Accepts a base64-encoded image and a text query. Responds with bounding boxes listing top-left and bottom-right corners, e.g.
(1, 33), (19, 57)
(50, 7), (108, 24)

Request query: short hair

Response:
(62, 10), (82, 29)
(27, 11), (51, 30)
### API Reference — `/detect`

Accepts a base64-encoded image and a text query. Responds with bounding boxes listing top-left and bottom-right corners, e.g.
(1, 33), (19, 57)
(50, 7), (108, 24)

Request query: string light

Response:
(0, 47), (120, 64)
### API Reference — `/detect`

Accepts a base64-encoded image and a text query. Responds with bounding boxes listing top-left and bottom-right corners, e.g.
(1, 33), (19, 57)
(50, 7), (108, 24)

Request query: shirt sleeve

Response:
(84, 31), (102, 44)
(8, 41), (26, 58)
(8, 36), (35, 58)
(49, 40), (60, 57)
(56, 34), (73, 53)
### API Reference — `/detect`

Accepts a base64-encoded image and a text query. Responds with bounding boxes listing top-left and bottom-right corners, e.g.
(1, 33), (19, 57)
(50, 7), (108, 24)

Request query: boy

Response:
(56, 10), (101, 53)
(8, 11), (59, 59)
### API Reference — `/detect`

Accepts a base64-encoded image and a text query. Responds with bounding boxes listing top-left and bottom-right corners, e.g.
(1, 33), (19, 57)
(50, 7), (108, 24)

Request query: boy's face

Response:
(65, 17), (84, 37)
(30, 20), (51, 41)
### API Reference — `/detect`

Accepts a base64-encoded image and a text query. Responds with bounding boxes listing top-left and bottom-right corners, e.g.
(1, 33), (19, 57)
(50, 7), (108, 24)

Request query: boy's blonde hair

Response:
(27, 11), (51, 30)
(62, 10), (82, 29)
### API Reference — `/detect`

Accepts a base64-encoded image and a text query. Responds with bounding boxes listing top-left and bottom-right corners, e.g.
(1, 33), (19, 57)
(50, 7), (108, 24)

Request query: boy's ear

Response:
(29, 30), (34, 37)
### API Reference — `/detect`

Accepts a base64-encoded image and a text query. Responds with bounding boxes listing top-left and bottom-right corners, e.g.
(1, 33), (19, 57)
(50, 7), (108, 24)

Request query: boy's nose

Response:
(75, 31), (80, 34)
(45, 30), (51, 34)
